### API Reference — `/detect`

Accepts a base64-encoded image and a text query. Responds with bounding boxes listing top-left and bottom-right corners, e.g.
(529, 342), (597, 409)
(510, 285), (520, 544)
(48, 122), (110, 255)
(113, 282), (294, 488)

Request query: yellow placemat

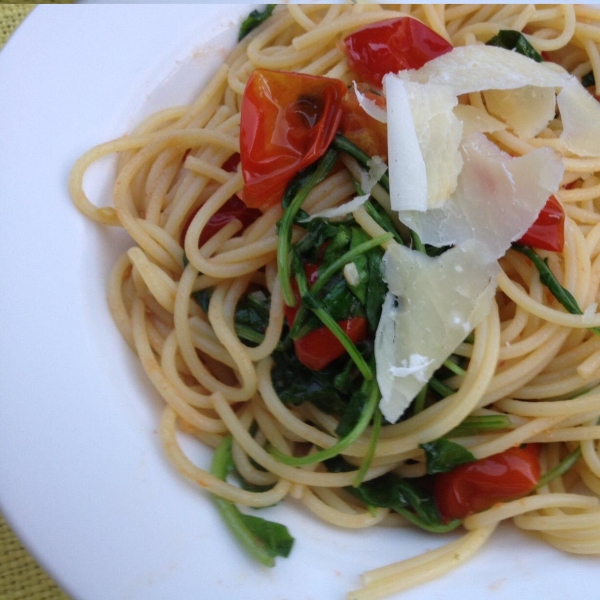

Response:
(1, 8), (71, 598)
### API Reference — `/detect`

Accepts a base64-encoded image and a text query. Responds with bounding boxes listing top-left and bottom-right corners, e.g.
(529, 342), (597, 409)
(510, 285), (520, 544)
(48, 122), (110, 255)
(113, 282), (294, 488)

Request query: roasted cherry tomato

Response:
(340, 84), (388, 160)
(518, 195), (565, 252)
(342, 17), (453, 88)
(283, 263), (368, 371)
(434, 444), (541, 521)
(239, 69), (347, 210)
(199, 196), (262, 246)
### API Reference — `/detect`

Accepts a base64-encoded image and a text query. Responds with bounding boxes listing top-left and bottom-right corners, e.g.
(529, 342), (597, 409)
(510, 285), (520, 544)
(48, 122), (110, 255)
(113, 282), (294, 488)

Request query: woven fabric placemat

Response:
(1, 8), (71, 600)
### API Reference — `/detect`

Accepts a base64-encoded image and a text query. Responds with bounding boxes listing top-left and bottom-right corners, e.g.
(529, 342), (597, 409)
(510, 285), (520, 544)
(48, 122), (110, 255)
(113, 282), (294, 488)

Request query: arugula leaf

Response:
(486, 30), (543, 62)
(210, 436), (294, 566)
(365, 248), (387, 330)
(513, 243), (600, 336)
(278, 148), (339, 306)
(271, 350), (350, 414)
(192, 288), (212, 313)
(326, 460), (461, 533)
(238, 5), (276, 41)
(234, 293), (271, 347)
(582, 71), (596, 88)
(420, 438), (476, 475)
(294, 218), (340, 263)
(193, 288), (272, 346)
(335, 390), (369, 437)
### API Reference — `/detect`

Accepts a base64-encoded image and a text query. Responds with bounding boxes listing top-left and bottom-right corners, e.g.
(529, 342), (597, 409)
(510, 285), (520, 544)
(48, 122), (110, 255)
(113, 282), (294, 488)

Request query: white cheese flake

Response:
(385, 77), (462, 211)
(376, 240), (498, 423)
(353, 81), (387, 124)
(454, 104), (506, 137)
(300, 194), (369, 222)
(483, 85), (556, 140)
(397, 133), (564, 253)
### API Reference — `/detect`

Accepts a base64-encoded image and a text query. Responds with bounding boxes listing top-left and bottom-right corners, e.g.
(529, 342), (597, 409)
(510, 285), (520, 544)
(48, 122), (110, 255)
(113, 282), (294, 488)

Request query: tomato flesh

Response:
(239, 69), (347, 210)
(434, 444), (541, 521)
(518, 195), (565, 252)
(340, 84), (388, 160)
(284, 263), (368, 371)
(342, 17), (453, 88)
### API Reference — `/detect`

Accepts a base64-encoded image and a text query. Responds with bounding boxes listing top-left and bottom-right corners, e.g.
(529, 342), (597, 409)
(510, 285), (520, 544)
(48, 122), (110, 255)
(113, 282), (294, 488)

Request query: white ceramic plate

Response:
(0, 5), (598, 600)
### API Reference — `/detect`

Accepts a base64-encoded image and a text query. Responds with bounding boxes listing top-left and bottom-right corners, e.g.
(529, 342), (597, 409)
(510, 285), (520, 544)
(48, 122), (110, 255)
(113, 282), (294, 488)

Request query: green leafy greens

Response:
(210, 436), (294, 567)
(238, 5), (276, 41)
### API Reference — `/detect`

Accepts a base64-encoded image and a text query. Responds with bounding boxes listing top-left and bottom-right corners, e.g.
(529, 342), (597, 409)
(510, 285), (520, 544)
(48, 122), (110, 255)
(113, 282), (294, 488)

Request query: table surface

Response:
(1, 6), (72, 600)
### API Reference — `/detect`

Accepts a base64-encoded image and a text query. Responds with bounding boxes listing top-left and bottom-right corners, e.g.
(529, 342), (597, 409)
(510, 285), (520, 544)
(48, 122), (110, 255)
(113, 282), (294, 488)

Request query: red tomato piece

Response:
(283, 263), (368, 371)
(342, 17), (453, 88)
(199, 196), (261, 246)
(518, 195), (565, 252)
(434, 444), (541, 521)
(239, 69), (347, 210)
(292, 317), (368, 371)
(340, 84), (388, 160)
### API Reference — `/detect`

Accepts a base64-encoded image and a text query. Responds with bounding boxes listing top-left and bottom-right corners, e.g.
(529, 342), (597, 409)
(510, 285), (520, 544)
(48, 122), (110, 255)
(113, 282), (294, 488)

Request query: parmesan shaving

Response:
(301, 194), (369, 222)
(385, 78), (462, 211)
(483, 85), (556, 140)
(453, 104), (506, 137)
(395, 45), (571, 94)
(353, 81), (387, 123)
(398, 134), (565, 252)
(376, 241), (497, 423)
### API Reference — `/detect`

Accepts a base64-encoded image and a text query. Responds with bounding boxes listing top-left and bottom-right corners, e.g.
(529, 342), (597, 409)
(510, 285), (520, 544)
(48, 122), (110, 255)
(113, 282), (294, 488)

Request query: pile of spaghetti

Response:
(71, 4), (600, 599)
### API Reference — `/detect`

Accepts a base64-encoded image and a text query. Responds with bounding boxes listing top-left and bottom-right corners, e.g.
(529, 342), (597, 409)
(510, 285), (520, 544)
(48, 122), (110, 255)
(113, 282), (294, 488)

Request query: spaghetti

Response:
(70, 4), (600, 599)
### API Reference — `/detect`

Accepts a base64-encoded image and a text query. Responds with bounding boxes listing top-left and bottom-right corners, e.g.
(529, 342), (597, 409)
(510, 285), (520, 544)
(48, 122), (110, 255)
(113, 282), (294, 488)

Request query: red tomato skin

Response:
(342, 17), (453, 88)
(198, 196), (261, 246)
(283, 263), (368, 371)
(434, 444), (541, 521)
(239, 69), (347, 210)
(518, 195), (565, 252)
(340, 84), (388, 160)
(293, 317), (368, 371)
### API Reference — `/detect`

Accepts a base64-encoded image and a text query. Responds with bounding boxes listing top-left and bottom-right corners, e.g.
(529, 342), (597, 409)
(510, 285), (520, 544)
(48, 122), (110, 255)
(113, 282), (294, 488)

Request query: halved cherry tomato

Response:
(342, 17), (453, 88)
(434, 444), (541, 521)
(239, 69), (347, 210)
(518, 195), (565, 252)
(283, 263), (368, 371)
(340, 84), (388, 160)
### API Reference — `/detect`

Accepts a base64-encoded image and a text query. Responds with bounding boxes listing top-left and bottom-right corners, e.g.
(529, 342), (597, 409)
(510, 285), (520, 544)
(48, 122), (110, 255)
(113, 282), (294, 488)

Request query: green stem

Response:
(270, 377), (380, 466)
(353, 407), (382, 487)
(290, 232), (392, 339)
(363, 199), (405, 246)
(412, 385), (428, 415)
(333, 134), (389, 193)
(443, 358), (467, 377)
(210, 436), (276, 567)
(278, 148), (339, 307)
(513, 243), (600, 336)
(447, 415), (512, 438)
(302, 293), (372, 380)
(534, 445), (582, 490)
